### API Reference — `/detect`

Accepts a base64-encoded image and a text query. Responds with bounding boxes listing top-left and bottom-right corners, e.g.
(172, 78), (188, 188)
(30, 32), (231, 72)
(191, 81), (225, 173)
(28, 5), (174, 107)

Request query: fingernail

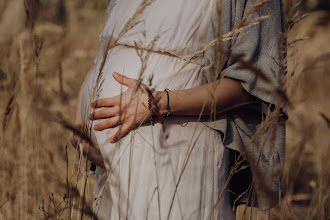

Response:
(89, 114), (92, 119)
(94, 125), (99, 130)
(109, 137), (116, 143)
(113, 72), (119, 77)
(91, 101), (96, 107)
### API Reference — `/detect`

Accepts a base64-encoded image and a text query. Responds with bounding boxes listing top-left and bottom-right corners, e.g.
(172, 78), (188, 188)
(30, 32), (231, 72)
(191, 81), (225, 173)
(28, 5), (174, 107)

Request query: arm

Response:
(90, 72), (256, 143)
(154, 77), (255, 116)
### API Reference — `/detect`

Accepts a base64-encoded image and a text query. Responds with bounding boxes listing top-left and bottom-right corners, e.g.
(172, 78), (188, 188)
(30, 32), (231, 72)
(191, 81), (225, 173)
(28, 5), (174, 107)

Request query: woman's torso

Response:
(80, 1), (236, 219)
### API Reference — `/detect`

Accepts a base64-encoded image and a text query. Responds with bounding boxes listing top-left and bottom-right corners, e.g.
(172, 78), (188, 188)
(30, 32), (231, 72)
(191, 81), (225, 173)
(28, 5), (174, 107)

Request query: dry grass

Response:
(0, 0), (329, 219)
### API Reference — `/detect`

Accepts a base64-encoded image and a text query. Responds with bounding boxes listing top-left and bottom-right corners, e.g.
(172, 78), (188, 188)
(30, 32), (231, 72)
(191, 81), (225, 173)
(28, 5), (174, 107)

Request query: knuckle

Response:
(100, 111), (107, 118)
(98, 100), (105, 106)
(98, 100), (104, 107)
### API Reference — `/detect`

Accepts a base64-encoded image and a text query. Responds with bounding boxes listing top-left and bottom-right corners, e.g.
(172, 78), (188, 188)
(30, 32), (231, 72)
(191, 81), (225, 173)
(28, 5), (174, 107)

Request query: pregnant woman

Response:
(71, 0), (286, 219)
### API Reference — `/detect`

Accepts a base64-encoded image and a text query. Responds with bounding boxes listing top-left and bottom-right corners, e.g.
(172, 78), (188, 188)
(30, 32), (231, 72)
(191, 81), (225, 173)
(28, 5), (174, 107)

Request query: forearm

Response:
(75, 65), (96, 123)
(156, 78), (256, 116)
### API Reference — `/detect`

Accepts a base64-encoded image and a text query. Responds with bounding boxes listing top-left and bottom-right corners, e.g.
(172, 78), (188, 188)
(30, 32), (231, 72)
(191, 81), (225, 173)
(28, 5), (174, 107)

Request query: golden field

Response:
(0, 0), (329, 219)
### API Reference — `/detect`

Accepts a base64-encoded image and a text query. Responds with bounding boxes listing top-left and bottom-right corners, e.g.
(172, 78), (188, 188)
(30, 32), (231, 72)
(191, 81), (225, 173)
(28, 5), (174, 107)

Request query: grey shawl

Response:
(200, 0), (287, 211)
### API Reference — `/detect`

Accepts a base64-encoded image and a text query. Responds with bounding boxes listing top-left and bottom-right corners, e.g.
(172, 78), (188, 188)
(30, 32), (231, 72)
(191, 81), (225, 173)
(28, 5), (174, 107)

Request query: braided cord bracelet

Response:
(148, 88), (171, 126)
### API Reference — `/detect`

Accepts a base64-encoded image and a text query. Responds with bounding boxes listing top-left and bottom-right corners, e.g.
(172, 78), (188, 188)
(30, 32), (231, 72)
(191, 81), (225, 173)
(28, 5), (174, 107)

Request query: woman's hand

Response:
(69, 123), (105, 168)
(89, 72), (153, 143)
(89, 73), (255, 144)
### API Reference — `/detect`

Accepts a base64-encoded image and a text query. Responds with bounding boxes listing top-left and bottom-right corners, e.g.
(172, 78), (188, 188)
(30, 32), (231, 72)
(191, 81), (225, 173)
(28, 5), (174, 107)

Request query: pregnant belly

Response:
(81, 45), (203, 127)
(80, 46), (224, 191)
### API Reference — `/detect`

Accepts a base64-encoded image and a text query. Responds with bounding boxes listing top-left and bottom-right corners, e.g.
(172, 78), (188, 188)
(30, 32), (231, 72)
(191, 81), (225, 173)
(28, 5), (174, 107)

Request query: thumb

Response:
(113, 72), (135, 87)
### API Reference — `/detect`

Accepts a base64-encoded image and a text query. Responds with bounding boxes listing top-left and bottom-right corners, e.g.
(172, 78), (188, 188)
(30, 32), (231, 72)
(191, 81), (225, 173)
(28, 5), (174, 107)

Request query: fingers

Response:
(91, 96), (120, 108)
(91, 73), (137, 108)
(91, 73), (140, 109)
(112, 72), (136, 87)
(108, 123), (132, 143)
(94, 116), (120, 131)
(89, 106), (120, 120)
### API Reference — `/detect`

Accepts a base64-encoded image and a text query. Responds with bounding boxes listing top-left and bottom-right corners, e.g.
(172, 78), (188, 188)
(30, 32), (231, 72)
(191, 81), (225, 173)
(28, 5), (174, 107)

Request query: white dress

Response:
(81, 0), (236, 219)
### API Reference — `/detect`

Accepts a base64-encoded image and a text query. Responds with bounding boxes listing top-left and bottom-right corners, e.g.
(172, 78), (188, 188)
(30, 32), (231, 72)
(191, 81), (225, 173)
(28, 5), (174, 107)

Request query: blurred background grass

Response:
(0, 0), (329, 219)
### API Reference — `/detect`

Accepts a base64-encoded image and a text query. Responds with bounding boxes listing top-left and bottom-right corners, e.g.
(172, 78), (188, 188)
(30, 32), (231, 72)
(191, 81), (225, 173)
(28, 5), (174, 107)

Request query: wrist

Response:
(153, 90), (167, 115)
